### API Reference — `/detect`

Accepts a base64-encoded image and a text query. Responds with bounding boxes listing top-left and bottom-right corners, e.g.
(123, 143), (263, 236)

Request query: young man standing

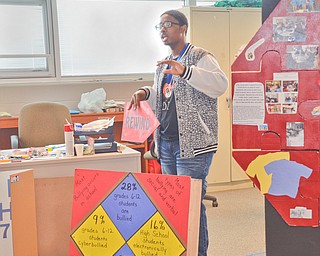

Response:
(129, 10), (228, 256)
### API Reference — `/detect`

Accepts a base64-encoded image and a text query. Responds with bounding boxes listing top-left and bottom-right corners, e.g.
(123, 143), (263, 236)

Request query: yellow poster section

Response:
(71, 205), (125, 255)
(246, 152), (290, 194)
(128, 211), (186, 256)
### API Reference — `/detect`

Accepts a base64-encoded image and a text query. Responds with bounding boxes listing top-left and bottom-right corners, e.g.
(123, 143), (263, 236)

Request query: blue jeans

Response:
(159, 139), (214, 256)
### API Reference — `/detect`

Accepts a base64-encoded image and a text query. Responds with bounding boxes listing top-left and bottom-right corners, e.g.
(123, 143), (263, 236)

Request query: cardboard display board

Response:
(69, 169), (201, 256)
(10, 171), (38, 256)
(0, 169), (31, 256)
(34, 177), (74, 256)
(10, 169), (201, 256)
(10, 170), (74, 256)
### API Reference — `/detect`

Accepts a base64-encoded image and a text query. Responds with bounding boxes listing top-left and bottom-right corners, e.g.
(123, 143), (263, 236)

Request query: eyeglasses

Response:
(155, 21), (181, 31)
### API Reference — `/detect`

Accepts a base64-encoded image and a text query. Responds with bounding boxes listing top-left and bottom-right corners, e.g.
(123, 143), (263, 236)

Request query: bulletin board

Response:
(232, 0), (320, 254)
(232, 0), (320, 227)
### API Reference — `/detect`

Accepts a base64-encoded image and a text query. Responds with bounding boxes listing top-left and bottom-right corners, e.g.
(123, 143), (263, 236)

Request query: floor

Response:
(206, 187), (266, 256)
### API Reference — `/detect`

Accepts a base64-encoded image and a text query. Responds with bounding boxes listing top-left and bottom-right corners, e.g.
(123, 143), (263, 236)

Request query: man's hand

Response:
(157, 59), (186, 76)
(128, 89), (146, 110)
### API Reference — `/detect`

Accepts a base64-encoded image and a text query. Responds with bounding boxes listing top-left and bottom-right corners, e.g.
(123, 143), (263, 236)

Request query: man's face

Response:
(159, 14), (185, 47)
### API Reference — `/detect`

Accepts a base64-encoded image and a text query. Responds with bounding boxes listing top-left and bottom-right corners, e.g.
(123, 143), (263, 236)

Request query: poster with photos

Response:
(266, 80), (298, 114)
(288, 0), (320, 13)
(273, 16), (306, 42)
(286, 45), (319, 70)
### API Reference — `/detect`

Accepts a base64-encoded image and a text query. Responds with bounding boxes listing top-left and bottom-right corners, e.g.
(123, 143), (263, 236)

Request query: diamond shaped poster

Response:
(69, 169), (192, 256)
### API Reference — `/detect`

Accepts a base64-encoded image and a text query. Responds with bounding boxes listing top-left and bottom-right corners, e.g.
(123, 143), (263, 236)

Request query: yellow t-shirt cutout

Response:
(246, 152), (290, 194)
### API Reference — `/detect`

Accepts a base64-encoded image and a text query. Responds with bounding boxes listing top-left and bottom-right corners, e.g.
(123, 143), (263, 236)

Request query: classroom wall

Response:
(0, 81), (149, 116)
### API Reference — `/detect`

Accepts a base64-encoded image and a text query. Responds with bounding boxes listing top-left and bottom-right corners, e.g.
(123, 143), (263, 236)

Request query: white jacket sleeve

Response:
(181, 54), (228, 98)
(139, 76), (157, 111)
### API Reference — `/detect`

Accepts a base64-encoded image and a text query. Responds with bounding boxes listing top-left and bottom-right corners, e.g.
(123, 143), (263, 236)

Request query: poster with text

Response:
(69, 169), (191, 256)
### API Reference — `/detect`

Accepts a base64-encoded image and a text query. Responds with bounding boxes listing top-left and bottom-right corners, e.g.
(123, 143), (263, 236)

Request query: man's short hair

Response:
(161, 10), (188, 34)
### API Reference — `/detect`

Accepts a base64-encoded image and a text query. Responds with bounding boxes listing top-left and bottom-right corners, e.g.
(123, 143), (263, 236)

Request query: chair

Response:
(204, 194), (218, 207)
(143, 142), (218, 207)
(11, 102), (72, 148)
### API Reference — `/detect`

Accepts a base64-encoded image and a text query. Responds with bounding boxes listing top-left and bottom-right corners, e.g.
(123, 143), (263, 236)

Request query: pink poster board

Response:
(121, 101), (160, 143)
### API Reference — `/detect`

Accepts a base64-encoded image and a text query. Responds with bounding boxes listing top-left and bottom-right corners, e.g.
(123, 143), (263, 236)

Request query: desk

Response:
(0, 111), (148, 172)
(0, 145), (141, 178)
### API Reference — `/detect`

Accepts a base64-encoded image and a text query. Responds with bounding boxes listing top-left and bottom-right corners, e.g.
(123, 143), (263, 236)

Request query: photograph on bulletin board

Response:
(288, 0), (320, 13)
(273, 16), (306, 42)
(286, 45), (319, 70)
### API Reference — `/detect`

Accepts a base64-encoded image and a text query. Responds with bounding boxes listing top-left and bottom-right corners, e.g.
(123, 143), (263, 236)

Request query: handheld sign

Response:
(121, 101), (160, 143)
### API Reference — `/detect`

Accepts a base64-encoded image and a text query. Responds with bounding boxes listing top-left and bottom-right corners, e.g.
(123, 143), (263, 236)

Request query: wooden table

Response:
(0, 111), (149, 172)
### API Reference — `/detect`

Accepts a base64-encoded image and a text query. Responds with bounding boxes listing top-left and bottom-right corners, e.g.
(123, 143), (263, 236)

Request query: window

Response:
(0, 0), (185, 80)
(0, 0), (54, 78)
(56, 0), (183, 77)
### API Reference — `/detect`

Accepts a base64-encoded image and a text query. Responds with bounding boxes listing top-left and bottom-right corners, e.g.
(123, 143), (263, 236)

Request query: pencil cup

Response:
(74, 144), (84, 156)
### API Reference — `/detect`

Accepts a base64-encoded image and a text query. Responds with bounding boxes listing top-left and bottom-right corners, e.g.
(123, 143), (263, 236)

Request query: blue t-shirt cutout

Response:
(265, 159), (312, 198)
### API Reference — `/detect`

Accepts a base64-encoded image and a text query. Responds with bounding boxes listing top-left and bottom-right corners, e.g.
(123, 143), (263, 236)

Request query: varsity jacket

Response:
(143, 44), (228, 159)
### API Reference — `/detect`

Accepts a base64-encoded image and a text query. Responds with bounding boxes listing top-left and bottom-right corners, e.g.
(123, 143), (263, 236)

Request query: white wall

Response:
(0, 81), (149, 115)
